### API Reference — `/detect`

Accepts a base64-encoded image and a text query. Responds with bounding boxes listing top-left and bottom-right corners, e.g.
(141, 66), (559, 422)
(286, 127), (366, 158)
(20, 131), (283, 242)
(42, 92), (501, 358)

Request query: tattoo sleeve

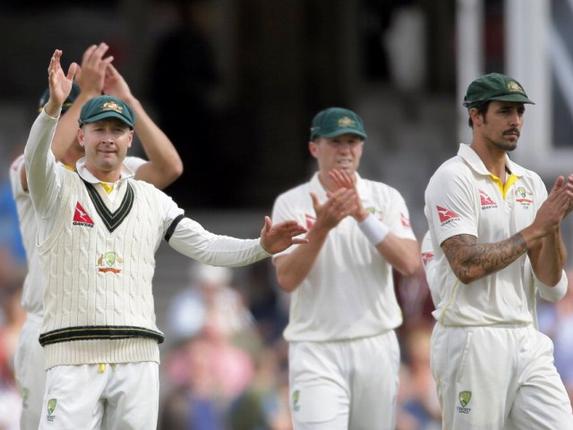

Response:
(441, 234), (528, 284)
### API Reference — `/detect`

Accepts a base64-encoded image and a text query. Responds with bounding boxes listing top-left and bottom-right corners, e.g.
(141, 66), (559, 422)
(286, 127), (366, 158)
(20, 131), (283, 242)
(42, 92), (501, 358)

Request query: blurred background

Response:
(1, 0), (573, 429)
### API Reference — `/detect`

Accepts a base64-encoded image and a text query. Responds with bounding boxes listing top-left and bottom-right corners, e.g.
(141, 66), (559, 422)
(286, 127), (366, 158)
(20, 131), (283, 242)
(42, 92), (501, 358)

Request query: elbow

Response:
(276, 273), (298, 293)
(167, 160), (184, 182)
(396, 258), (422, 277)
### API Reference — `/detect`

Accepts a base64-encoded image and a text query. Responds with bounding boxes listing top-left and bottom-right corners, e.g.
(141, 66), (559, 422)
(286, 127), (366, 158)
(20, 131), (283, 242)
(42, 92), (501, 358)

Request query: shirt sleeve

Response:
(9, 154), (26, 198)
(23, 109), (63, 218)
(270, 192), (306, 259)
(124, 156), (148, 174)
(159, 191), (270, 267)
(425, 163), (478, 246)
(383, 189), (416, 240)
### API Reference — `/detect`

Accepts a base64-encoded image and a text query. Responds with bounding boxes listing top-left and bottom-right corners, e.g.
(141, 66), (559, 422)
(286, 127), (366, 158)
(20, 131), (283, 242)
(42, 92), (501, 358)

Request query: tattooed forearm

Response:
(441, 233), (528, 284)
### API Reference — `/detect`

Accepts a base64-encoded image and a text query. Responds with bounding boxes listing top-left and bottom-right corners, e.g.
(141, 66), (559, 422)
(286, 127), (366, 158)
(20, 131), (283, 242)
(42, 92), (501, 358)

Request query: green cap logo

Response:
(47, 398), (58, 416)
(459, 391), (472, 408)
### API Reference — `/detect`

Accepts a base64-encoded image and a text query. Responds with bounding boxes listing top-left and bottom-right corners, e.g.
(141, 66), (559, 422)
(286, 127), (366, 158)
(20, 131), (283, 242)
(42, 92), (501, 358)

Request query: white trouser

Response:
(38, 361), (159, 430)
(289, 330), (400, 430)
(14, 313), (45, 430)
(431, 323), (573, 430)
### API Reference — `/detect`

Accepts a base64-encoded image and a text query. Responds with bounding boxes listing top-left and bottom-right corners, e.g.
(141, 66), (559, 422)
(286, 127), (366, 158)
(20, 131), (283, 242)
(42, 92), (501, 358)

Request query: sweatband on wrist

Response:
(358, 213), (390, 245)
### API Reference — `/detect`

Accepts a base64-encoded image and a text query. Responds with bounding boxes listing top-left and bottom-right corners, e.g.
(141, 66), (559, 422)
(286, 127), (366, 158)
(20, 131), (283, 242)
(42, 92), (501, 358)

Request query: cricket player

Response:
(24, 49), (306, 430)
(11, 42), (184, 430)
(272, 107), (421, 429)
(425, 72), (573, 429)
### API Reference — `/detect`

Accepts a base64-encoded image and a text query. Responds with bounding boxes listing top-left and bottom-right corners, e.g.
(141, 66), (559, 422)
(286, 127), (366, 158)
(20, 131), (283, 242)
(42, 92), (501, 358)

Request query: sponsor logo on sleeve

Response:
(400, 212), (411, 227)
(436, 205), (460, 224)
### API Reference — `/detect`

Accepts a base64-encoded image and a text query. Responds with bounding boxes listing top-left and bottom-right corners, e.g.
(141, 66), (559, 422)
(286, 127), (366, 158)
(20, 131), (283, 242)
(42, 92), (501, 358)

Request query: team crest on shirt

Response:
(47, 398), (57, 422)
(479, 189), (497, 209)
(515, 186), (533, 207)
(97, 251), (123, 274)
(457, 391), (472, 414)
(436, 205), (460, 225)
(73, 202), (94, 227)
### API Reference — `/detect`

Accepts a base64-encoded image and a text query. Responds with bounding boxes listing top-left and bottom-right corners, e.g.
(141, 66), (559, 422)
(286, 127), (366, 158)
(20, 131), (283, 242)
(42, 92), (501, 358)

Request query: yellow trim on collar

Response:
(99, 182), (114, 194)
(489, 173), (518, 199)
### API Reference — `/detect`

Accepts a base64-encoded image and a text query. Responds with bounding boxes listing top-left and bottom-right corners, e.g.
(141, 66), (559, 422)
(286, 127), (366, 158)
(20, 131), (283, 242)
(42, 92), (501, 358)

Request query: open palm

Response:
(47, 49), (78, 107)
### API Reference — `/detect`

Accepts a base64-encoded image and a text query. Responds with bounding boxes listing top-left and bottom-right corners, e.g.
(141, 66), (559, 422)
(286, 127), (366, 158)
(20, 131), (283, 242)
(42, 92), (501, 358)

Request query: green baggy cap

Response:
(310, 107), (367, 140)
(38, 83), (80, 114)
(79, 95), (135, 129)
(463, 73), (534, 108)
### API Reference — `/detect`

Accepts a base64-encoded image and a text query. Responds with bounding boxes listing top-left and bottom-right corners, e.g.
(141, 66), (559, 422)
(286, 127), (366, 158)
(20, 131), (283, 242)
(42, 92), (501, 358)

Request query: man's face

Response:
(78, 119), (133, 174)
(309, 134), (364, 175)
(474, 101), (525, 151)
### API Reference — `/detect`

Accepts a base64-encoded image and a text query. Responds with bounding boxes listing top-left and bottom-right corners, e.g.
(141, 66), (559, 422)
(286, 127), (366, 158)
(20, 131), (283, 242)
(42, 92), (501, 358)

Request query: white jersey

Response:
(25, 110), (270, 368)
(272, 172), (416, 342)
(424, 144), (567, 326)
(9, 153), (146, 317)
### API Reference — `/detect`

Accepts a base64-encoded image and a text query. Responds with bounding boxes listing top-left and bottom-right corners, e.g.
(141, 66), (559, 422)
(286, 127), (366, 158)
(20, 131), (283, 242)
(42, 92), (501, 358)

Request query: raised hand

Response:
(328, 169), (368, 221)
(103, 63), (132, 101)
(311, 187), (359, 230)
(46, 50), (78, 116)
(532, 176), (573, 235)
(76, 42), (114, 98)
(260, 216), (308, 254)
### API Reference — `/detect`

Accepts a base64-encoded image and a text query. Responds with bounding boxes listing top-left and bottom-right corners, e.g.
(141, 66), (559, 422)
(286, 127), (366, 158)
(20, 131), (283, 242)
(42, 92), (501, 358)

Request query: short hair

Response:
(468, 101), (491, 128)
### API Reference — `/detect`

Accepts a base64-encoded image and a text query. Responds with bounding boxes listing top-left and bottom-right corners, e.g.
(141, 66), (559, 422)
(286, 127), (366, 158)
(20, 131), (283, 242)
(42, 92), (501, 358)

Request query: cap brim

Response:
(318, 128), (367, 139)
(489, 93), (535, 104)
(81, 111), (134, 128)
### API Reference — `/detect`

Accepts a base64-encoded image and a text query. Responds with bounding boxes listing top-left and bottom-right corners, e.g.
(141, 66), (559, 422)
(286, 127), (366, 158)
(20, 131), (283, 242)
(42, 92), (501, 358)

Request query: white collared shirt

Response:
(424, 143), (567, 326)
(272, 172), (416, 341)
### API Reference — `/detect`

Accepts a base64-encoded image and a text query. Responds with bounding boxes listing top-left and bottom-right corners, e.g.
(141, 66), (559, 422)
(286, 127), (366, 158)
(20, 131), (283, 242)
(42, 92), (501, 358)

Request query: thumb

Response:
(67, 62), (79, 81)
(310, 192), (320, 212)
(261, 216), (272, 235)
(551, 176), (565, 193)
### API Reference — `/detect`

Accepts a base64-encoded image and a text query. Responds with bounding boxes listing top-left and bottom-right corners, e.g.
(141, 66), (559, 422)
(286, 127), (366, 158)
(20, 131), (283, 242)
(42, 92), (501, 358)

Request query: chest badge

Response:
(97, 251), (123, 274)
(515, 186), (533, 207)
(73, 202), (94, 227)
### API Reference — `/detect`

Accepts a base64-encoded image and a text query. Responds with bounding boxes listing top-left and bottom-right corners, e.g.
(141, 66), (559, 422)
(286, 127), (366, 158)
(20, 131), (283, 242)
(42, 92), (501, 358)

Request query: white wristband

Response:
(358, 213), (390, 246)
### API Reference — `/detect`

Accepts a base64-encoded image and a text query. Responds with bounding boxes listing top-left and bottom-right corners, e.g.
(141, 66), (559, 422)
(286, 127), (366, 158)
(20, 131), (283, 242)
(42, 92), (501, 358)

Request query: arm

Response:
(527, 175), (573, 286)
(103, 64), (183, 189)
(24, 50), (78, 215)
(441, 176), (573, 284)
(167, 212), (306, 267)
(274, 188), (358, 292)
(329, 169), (421, 276)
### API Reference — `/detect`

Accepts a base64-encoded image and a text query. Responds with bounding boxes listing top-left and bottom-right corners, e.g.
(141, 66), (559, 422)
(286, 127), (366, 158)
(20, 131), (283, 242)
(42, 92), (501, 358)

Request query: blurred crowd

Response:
(1, 168), (573, 430)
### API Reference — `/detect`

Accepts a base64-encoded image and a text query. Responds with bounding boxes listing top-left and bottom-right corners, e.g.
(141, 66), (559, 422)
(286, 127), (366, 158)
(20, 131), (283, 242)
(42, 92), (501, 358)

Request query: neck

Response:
(470, 141), (507, 180)
(86, 163), (122, 183)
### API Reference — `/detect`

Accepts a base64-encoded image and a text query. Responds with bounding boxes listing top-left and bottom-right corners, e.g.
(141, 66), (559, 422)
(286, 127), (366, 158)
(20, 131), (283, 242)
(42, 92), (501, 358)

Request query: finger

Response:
(310, 192), (320, 211)
(67, 62), (79, 81)
(292, 237), (309, 245)
(81, 44), (98, 66)
(550, 176), (565, 194)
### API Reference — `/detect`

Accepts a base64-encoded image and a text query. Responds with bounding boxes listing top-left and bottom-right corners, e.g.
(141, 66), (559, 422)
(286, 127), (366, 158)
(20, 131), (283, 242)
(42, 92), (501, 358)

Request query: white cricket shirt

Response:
(424, 144), (567, 326)
(272, 172), (416, 342)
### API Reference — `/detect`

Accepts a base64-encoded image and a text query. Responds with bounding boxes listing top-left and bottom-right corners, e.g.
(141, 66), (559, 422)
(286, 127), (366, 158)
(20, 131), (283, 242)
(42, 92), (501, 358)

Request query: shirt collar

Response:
(457, 143), (525, 177)
(75, 157), (136, 184)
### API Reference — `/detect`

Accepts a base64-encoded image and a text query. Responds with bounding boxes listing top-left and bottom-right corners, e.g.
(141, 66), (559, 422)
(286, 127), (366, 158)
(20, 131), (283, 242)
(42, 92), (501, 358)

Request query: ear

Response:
(309, 140), (319, 159)
(127, 130), (134, 148)
(469, 108), (483, 127)
(77, 127), (85, 146)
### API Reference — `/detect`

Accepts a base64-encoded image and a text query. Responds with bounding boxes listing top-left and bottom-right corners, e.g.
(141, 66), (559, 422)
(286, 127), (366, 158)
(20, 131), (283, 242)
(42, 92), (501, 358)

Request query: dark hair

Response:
(468, 101), (490, 128)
